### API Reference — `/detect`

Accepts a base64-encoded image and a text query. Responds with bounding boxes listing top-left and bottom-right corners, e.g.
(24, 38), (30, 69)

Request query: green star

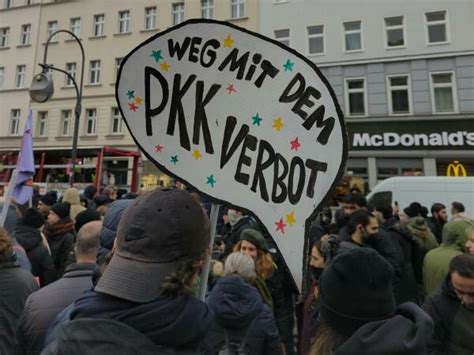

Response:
(283, 59), (294, 72)
(206, 174), (216, 188)
(126, 90), (135, 99)
(151, 50), (163, 63)
(252, 113), (263, 126)
(170, 155), (178, 164)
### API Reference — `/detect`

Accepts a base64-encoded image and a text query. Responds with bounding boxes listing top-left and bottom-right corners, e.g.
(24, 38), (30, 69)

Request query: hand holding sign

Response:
(116, 19), (347, 288)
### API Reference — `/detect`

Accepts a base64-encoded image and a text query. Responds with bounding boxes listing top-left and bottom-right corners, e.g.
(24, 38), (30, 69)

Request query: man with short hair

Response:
(423, 254), (474, 354)
(337, 193), (368, 241)
(15, 221), (102, 355)
(427, 203), (448, 244)
(346, 209), (379, 247)
(451, 201), (470, 221)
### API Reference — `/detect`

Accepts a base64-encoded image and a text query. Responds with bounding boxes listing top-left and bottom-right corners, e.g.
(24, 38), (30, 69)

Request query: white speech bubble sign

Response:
(116, 19), (347, 289)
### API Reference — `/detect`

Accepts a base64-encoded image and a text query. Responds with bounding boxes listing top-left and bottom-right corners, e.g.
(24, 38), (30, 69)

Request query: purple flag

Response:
(13, 110), (35, 204)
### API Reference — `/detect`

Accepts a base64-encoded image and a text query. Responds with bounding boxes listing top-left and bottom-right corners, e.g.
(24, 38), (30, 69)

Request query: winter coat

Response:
(0, 263), (38, 355)
(407, 217), (439, 255)
(423, 275), (474, 355)
(224, 216), (258, 256)
(15, 263), (96, 355)
(426, 216), (445, 245)
(333, 302), (433, 355)
(14, 224), (56, 287)
(205, 276), (282, 355)
(43, 218), (75, 278)
(62, 188), (86, 221)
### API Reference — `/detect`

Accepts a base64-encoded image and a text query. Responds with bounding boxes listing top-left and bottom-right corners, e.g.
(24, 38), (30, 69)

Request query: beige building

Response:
(0, 0), (257, 191)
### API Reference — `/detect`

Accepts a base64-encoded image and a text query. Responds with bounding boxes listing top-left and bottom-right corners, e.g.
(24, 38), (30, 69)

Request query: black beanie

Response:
(50, 202), (71, 219)
(319, 248), (395, 337)
(40, 191), (58, 206)
(240, 229), (269, 252)
(75, 209), (101, 232)
(22, 208), (45, 228)
(403, 202), (422, 218)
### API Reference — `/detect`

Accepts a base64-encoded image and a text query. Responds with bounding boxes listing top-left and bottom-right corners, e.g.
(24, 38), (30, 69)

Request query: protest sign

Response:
(116, 19), (347, 288)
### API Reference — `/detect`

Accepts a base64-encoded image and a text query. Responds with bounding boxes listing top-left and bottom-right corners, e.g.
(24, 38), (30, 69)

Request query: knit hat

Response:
(84, 185), (98, 199)
(403, 202), (422, 218)
(50, 202), (71, 219)
(319, 248), (396, 337)
(22, 208), (45, 229)
(75, 209), (101, 232)
(40, 191), (58, 206)
(224, 252), (256, 281)
(240, 229), (269, 252)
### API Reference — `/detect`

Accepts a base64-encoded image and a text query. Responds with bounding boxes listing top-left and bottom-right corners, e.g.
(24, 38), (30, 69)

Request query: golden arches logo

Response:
(446, 161), (467, 177)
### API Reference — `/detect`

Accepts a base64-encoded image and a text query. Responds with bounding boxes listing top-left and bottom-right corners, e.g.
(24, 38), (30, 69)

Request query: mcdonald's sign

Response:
(446, 161), (467, 177)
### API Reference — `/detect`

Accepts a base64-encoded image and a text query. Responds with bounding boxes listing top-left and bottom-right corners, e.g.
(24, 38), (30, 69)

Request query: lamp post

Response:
(29, 29), (85, 186)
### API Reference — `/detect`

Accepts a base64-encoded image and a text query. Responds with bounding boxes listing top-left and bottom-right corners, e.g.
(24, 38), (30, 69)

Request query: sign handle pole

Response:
(199, 203), (220, 301)
(0, 169), (18, 228)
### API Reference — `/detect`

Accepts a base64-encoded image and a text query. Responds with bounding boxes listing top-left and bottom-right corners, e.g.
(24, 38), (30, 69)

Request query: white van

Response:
(366, 177), (474, 217)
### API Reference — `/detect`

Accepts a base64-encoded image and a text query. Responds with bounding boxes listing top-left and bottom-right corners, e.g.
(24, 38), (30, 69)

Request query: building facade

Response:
(259, 0), (474, 193)
(0, 0), (257, 191)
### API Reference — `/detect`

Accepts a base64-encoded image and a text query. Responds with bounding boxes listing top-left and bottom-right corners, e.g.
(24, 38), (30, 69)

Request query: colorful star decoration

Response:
(283, 59), (294, 72)
(126, 90), (135, 100)
(151, 50), (163, 62)
(206, 174), (216, 188)
(128, 102), (138, 112)
(160, 62), (170, 72)
(154, 144), (163, 153)
(170, 155), (178, 164)
(134, 96), (143, 105)
(273, 117), (284, 132)
(226, 83), (236, 94)
(223, 34), (234, 48)
(286, 211), (296, 226)
(290, 137), (301, 151)
(192, 149), (202, 160)
(275, 218), (286, 234)
(252, 113), (263, 126)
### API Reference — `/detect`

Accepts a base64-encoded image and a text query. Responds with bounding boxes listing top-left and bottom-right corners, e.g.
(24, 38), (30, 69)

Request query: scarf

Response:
(43, 217), (75, 239)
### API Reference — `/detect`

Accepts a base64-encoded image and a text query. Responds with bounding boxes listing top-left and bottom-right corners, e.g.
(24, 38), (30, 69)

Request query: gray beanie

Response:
(224, 252), (256, 281)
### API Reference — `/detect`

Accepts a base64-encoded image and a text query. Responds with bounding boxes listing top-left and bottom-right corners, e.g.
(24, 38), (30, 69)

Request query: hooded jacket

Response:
(62, 188), (86, 221)
(43, 219), (75, 279)
(407, 217), (439, 253)
(333, 302), (433, 355)
(423, 275), (474, 355)
(205, 276), (282, 355)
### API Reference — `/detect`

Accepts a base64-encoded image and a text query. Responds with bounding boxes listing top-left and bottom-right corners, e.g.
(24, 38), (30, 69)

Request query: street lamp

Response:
(29, 29), (85, 186)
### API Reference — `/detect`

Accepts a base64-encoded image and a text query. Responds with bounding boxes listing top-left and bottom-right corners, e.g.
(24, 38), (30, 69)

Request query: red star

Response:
(226, 83), (236, 94)
(128, 102), (138, 112)
(290, 137), (301, 151)
(275, 218), (286, 234)
(154, 144), (163, 153)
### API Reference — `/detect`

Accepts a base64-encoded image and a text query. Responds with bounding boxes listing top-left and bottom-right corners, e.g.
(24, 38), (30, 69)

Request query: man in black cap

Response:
(42, 188), (213, 354)
(38, 191), (58, 218)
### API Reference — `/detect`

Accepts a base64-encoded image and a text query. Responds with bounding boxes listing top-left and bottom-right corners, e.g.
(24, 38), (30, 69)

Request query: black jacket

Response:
(0, 263), (38, 355)
(45, 230), (75, 279)
(224, 216), (258, 256)
(15, 263), (95, 355)
(426, 217), (445, 245)
(14, 225), (56, 287)
(205, 276), (282, 355)
(422, 275), (474, 355)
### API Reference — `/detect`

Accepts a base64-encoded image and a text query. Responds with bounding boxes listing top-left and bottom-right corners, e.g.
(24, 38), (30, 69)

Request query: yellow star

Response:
(192, 149), (202, 160)
(286, 211), (296, 226)
(160, 62), (170, 72)
(134, 96), (143, 105)
(223, 34), (234, 48)
(273, 117), (284, 132)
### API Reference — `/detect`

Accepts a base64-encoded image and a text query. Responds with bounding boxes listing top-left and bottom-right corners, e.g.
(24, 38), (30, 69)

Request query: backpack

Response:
(218, 320), (255, 355)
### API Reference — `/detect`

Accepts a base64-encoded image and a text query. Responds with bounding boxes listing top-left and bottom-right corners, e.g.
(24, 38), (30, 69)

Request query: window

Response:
(145, 7), (157, 30)
(47, 21), (58, 42)
(25, 0), (31, 5)
(111, 108), (123, 134)
(307, 25), (324, 54)
(85, 109), (97, 135)
(9, 109), (20, 136)
(89, 60), (100, 84)
(426, 11), (448, 44)
(274, 29), (290, 47)
(70, 17), (81, 38)
(384, 16), (404, 47)
(345, 78), (367, 116)
(343, 21), (362, 51)
(118, 10), (130, 33)
(115, 57), (122, 81)
(15, 65), (26, 88)
(430, 72), (457, 113)
(172, 3), (184, 25)
(20, 24), (31, 45)
(0, 27), (10, 48)
(231, 0), (245, 19)
(201, 0), (213, 19)
(37, 111), (48, 137)
(93, 14), (105, 36)
(0, 67), (4, 88)
(65, 62), (76, 87)
(4, 0), (12, 9)
(61, 110), (71, 136)
(387, 75), (412, 115)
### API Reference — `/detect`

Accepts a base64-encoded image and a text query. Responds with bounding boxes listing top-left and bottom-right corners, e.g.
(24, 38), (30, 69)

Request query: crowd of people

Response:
(0, 185), (473, 354)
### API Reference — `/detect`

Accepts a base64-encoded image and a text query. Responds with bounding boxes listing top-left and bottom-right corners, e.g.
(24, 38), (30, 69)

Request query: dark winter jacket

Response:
(224, 216), (259, 256)
(333, 302), (433, 355)
(407, 217), (439, 257)
(14, 225), (56, 287)
(426, 216), (445, 245)
(422, 275), (474, 355)
(43, 219), (75, 278)
(205, 276), (282, 355)
(0, 263), (38, 355)
(15, 263), (95, 355)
